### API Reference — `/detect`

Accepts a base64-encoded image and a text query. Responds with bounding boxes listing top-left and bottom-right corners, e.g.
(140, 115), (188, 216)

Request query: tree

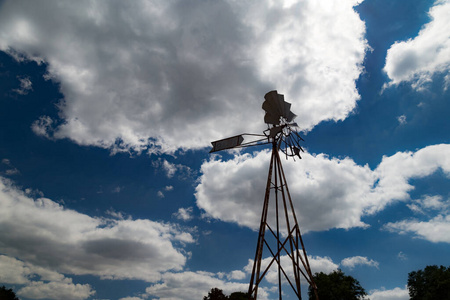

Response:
(203, 288), (229, 300)
(203, 289), (252, 300)
(308, 270), (367, 300)
(408, 265), (450, 300)
(0, 286), (20, 300)
(229, 291), (251, 300)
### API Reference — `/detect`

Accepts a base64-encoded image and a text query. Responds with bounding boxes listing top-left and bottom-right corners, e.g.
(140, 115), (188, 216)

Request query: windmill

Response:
(210, 91), (319, 300)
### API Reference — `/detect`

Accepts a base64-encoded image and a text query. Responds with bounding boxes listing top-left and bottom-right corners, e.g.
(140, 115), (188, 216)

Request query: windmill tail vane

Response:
(209, 90), (318, 300)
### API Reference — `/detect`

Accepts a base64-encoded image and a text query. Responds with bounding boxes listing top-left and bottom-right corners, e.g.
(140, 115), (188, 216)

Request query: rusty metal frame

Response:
(248, 142), (319, 300)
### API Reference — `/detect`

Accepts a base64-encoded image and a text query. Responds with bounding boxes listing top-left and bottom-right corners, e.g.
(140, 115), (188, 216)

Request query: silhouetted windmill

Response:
(210, 91), (319, 300)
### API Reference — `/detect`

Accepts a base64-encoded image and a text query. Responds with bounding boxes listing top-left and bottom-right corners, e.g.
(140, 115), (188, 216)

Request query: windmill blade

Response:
(262, 91), (283, 125)
(282, 100), (291, 118)
(264, 112), (281, 125)
(286, 111), (297, 122)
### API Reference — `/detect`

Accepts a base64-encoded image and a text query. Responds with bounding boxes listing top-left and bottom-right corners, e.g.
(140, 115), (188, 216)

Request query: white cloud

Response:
(369, 287), (409, 300)
(407, 195), (449, 214)
(154, 159), (193, 179)
(384, 214), (450, 243)
(397, 115), (407, 125)
(397, 251), (408, 261)
(384, 0), (450, 90)
(173, 207), (194, 221)
(340, 256), (379, 269)
(0, 255), (94, 300)
(157, 185), (175, 200)
(140, 254), (336, 300)
(0, 255), (32, 284)
(196, 144), (450, 233)
(227, 270), (246, 281)
(196, 150), (373, 232)
(1, 158), (20, 175)
(17, 280), (95, 300)
(0, 177), (194, 283)
(13, 76), (33, 95)
(145, 271), (252, 300)
(1, 158), (11, 165)
(163, 160), (178, 178)
(105, 209), (127, 220)
(0, 0), (368, 154)
(112, 186), (122, 193)
(31, 115), (54, 138)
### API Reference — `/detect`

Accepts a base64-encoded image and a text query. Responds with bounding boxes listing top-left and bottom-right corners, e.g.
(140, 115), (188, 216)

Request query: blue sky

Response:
(0, 0), (449, 300)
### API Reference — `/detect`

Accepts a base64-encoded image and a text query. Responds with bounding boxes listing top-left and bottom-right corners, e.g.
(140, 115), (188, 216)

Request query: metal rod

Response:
(248, 145), (276, 299)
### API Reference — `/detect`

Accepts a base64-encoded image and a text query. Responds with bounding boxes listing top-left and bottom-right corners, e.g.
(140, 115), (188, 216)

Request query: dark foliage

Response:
(203, 288), (229, 300)
(203, 288), (251, 300)
(229, 291), (250, 300)
(0, 286), (20, 300)
(308, 270), (367, 300)
(408, 265), (450, 300)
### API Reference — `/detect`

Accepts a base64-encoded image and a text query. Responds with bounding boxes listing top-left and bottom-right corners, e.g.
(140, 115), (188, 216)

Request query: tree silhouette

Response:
(0, 286), (20, 300)
(203, 288), (228, 300)
(203, 289), (251, 300)
(229, 291), (251, 300)
(308, 270), (367, 300)
(408, 265), (450, 300)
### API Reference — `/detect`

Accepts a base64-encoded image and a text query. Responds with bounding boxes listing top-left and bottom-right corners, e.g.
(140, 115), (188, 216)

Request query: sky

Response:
(0, 0), (449, 299)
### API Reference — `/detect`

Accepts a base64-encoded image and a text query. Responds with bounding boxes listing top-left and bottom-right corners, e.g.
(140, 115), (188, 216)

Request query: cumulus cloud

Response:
(17, 280), (95, 300)
(140, 254), (338, 300)
(145, 271), (252, 300)
(0, 0), (368, 154)
(0, 255), (94, 300)
(227, 270), (246, 281)
(384, 0), (450, 90)
(0, 255), (34, 284)
(0, 177), (194, 283)
(196, 144), (450, 233)
(369, 287), (409, 300)
(341, 256), (379, 269)
(384, 214), (450, 243)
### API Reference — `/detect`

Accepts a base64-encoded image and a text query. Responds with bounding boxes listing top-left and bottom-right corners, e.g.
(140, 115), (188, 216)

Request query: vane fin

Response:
(210, 135), (244, 153)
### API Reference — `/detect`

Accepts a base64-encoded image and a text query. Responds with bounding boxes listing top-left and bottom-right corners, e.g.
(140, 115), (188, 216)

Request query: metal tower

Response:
(210, 91), (318, 300)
